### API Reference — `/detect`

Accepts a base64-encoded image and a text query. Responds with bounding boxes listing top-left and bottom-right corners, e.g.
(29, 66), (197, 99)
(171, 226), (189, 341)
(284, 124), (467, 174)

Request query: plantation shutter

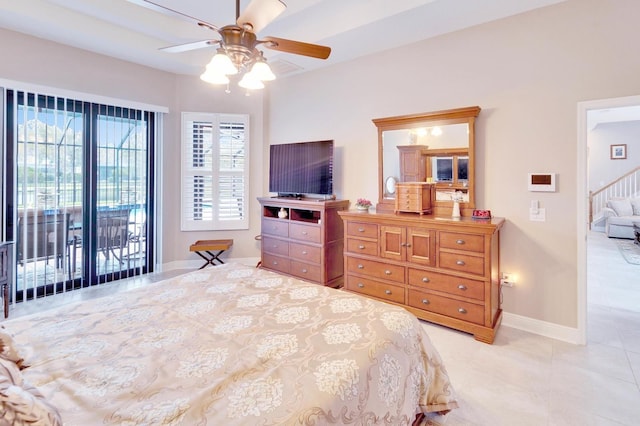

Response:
(181, 112), (249, 231)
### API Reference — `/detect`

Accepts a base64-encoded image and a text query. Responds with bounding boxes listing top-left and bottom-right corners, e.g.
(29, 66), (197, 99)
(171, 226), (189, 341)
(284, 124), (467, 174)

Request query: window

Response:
(181, 112), (249, 231)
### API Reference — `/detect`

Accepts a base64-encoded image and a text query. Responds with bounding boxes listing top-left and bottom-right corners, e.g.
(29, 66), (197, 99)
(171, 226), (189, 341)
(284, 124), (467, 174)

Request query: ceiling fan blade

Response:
(127, 0), (219, 31)
(160, 40), (218, 53)
(262, 36), (331, 60)
(237, 0), (286, 34)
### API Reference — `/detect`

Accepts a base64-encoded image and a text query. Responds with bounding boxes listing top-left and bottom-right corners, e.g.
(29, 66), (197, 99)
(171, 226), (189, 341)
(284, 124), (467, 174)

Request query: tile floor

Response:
(422, 231), (640, 425)
(6, 232), (640, 425)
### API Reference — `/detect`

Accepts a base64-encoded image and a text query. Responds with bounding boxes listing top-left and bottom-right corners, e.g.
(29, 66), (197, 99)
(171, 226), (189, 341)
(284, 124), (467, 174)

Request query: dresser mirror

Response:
(373, 106), (481, 215)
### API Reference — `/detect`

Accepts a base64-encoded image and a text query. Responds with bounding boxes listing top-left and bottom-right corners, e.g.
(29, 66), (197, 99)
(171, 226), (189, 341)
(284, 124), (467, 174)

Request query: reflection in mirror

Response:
(373, 106), (480, 215)
(384, 176), (397, 198)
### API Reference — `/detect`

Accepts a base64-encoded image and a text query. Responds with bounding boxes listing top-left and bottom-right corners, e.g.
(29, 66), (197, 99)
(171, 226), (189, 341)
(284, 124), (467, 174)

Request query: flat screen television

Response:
(269, 140), (334, 197)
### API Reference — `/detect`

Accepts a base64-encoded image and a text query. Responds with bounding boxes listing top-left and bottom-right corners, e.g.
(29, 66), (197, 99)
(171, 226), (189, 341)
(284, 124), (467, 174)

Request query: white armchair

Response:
(603, 198), (640, 238)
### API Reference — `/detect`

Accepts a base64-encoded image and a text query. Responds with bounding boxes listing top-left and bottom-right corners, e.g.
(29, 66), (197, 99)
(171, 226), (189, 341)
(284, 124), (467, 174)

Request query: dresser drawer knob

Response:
(302, 231), (308, 235)
(456, 239), (465, 245)
(458, 284), (467, 290)
(358, 283), (364, 288)
(458, 308), (467, 314)
(358, 228), (365, 233)
(456, 260), (465, 266)
(357, 264), (364, 269)
(421, 299), (430, 305)
(272, 244), (278, 248)
(422, 277), (430, 283)
(385, 289), (392, 295)
(358, 244), (365, 249)
(301, 268), (308, 273)
(302, 250), (308, 255)
(272, 261), (278, 265)
(384, 270), (391, 275)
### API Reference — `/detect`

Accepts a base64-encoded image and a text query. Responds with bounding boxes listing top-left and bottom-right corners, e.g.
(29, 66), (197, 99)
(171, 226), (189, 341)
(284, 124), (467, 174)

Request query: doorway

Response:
(577, 94), (640, 344)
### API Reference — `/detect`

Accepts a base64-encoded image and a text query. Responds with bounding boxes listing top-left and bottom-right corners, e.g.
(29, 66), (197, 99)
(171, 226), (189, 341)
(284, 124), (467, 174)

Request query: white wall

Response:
(267, 0), (640, 328)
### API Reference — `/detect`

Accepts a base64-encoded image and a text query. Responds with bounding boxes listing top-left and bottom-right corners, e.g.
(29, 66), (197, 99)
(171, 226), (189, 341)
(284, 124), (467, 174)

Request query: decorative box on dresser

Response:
(338, 211), (505, 343)
(258, 197), (349, 288)
(395, 182), (434, 215)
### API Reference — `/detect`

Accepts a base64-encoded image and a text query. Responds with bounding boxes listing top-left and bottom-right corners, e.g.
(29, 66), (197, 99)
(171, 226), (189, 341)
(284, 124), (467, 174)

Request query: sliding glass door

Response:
(4, 90), (155, 302)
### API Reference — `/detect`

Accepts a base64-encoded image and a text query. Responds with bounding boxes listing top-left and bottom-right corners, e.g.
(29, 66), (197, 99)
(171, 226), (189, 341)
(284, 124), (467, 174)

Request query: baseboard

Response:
(501, 311), (583, 344)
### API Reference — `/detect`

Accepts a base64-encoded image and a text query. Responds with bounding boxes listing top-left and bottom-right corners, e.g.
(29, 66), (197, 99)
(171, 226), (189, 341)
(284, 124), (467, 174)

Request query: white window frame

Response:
(181, 112), (249, 231)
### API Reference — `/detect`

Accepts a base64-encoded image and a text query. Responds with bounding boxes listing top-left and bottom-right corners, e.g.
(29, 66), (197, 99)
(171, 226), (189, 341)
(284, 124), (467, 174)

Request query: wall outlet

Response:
(500, 272), (515, 287)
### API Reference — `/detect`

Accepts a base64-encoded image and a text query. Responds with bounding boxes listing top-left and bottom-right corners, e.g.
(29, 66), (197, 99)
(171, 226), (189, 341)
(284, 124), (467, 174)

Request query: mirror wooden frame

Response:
(373, 106), (481, 215)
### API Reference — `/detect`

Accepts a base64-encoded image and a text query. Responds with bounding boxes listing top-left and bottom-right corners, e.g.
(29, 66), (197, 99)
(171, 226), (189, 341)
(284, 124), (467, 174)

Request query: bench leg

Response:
(195, 250), (226, 269)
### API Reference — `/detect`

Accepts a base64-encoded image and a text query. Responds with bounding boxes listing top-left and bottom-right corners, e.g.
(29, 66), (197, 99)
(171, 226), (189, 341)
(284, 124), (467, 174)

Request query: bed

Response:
(1, 262), (457, 425)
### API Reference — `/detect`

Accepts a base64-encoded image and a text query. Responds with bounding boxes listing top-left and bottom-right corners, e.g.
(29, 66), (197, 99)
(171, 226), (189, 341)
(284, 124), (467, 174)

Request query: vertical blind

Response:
(2, 86), (160, 307)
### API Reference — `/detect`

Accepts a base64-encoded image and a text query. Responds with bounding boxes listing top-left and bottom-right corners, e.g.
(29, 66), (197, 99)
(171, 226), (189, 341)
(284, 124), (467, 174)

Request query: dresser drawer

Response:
(290, 223), (321, 243)
(346, 238), (378, 256)
(262, 218), (289, 238)
(346, 222), (378, 239)
(262, 236), (288, 257)
(397, 186), (421, 196)
(408, 289), (484, 325)
(346, 257), (405, 284)
(262, 253), (290, 274)
(407, 268), (484, 301)
(290, 260), (322, 281)
(439, 252), (485, 276)
(396, 197), (420, 211)
(439, 232), (484, 253)
(346, 274), (405, 304)
(289, 242), (321, 264)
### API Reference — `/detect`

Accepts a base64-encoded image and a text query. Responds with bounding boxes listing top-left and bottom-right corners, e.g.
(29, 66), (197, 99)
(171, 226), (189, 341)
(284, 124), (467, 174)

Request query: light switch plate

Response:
(530, 207), (546, 222)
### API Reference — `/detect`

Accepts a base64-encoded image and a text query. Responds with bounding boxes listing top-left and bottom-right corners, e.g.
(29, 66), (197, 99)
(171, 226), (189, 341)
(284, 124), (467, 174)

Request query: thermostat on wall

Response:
(528, 173), (556, 192)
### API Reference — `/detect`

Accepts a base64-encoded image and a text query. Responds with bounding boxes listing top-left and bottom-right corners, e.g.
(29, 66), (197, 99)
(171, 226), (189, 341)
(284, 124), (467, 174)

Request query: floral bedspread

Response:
(7, 263), (457, 425)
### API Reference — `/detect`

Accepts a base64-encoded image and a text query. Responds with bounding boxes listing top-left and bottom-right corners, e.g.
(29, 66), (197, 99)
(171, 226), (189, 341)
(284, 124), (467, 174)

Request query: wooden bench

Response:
(189, 239), (233, 269)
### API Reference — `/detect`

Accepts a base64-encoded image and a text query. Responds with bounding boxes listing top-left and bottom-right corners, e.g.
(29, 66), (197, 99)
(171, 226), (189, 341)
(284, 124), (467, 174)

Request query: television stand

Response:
(258, 197), (349, 287)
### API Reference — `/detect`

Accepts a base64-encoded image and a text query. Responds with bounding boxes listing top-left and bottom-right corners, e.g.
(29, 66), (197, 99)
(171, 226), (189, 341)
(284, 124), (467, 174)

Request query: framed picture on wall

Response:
(610, 143), (627, 159)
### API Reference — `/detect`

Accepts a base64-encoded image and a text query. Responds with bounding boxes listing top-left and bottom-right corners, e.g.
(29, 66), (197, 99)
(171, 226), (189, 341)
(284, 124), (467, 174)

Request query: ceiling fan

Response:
(129, 0), (331, 90)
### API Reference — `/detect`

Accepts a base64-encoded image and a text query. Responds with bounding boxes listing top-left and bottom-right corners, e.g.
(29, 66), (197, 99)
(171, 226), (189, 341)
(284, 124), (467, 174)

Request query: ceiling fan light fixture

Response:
(249, 56), (276, 81)
(238, 73), (265, 90)
(207, 49), (238, 75)
(200, 69), (230, 85)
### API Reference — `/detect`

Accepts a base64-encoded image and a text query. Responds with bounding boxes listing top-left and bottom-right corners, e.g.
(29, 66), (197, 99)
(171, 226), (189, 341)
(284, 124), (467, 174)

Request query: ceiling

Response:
(0, 0), (566, 78)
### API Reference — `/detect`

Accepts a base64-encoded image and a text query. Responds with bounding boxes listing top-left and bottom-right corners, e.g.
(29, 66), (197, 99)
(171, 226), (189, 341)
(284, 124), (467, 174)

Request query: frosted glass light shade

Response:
(238, 73), (265, 90)
(200, 70), (230, 85)
(207, 51), (238, 75)
(250, 61), (276, 81)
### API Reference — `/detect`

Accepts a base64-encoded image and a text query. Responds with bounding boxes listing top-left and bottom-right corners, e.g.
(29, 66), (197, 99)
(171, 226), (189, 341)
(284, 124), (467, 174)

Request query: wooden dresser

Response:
(258, 197), (349, 288)
(338, 211), (504, 343)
